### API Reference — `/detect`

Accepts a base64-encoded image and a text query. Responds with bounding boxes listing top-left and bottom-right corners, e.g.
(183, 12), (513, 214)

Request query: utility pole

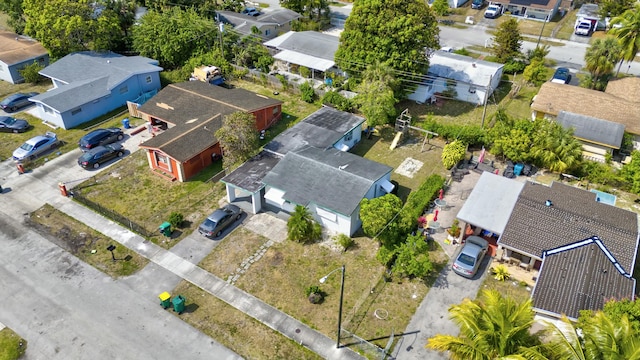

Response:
(481, 74), (492, 128)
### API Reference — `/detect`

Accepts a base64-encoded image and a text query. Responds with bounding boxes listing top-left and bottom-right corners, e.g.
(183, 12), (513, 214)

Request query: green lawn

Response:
(0, 328), (26, 360)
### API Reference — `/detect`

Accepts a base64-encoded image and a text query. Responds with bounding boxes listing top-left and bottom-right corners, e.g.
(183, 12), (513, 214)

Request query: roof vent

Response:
(107, 60), (111, 64)
(472, 63), (477, 68)
(338, 164), (349, 170)
(545, 200), (553, 207)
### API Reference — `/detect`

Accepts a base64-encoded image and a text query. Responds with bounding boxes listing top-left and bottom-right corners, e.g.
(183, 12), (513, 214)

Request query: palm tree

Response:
(530, 120), (582, 173)
(426, 290), (543, 359)
(287, 205), (321, 243)
(542, 313), (640, 359)
(583, 37), (622, 90)
(609, 4), (640, 74)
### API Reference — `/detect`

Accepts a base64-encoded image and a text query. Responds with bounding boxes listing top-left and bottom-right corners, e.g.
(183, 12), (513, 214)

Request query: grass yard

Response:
(74, 150), (227, 246)
(195, 232), (449, 353)
(480, 273), (533, 305)
(172, 282), (323, 360)
(28, 204), (148, 277)
(0, 328), (26, 360)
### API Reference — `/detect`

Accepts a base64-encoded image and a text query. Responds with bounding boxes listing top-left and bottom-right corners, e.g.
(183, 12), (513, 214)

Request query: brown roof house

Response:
(531, 81), (640, 162)
(0, 31), (49, 84)
(137, 81), (282, 182)
(456, 172), (639, 320)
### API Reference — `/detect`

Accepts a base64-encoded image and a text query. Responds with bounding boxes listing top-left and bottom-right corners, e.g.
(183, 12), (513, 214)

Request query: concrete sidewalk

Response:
(51, 197), (363, 360)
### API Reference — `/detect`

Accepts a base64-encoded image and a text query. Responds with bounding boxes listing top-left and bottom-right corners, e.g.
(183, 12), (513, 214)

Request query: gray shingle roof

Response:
(30, 77), (111, 113)
(264, 31), (338, 61)
(39, 51), (161, 88)
(532, 237), (636, 319)
(557, 111), (624, 149)
(257, 9), (301, 23)
(262, 147), (392, 216)
(220, 151), (282, 192)
(499, 181), (639, 273)
(264, 106), (365, 155)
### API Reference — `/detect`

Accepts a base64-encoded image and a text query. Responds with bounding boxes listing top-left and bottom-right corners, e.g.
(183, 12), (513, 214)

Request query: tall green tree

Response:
(427, 290), (541, 359)
(583, 36), (622, 90)
(280, 0), (330, 21)
(620, 151), (640, 194)
(491, 18), (523, 63)
(355, 63), (398, 127)
(215, 111), (259, 170)
(598, 0), (635, 19)
(432, 0), (450, 16)
(609, 4), (640, 70)
(392, 233), (432, 278)
(359, 194), (402, 241)
(523, 58), (549, 86)
(530, 119), (582, 173)
(23, 0), (125, 58)
(602, 298), (640, 333)
(132, 7), (218, 69)
(0, 0), (26, 33)
(287, 205), (322, 244)
(335, 0), (439, 97)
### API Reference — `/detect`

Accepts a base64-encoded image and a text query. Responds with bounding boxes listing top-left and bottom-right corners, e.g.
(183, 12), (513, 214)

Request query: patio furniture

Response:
(520, 256), (532, 271)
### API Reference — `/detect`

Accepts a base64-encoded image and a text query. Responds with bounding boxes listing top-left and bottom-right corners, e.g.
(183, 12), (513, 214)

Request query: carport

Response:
(455, 172), (524, 243)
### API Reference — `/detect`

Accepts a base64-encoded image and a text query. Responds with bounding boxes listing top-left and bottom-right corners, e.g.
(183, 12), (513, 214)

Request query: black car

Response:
(0, 92), (38, 112)
(79, 128), (124, 151)
(77, 144), (124, 169)
(198, 204), (243, 238)
(0, 116), (29, 133)
(471, 0), (485, 9)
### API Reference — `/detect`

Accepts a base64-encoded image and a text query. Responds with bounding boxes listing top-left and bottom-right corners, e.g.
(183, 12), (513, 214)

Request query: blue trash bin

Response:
(122, 118), (130, 129)
(514, 163), (524, 176)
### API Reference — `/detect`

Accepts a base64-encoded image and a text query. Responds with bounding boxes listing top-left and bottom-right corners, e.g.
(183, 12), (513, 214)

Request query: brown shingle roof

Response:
(532, 238), (636, 319)
(604, 77), (640, 103)
(0, 31), (48, 65)
(531, 82), (640, 134)
(499, 181), (638, 272)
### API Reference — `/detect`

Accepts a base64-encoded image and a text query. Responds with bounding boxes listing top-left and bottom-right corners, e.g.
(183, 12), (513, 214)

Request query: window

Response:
(119, 85), (128, 94)
(272, 106), (279, 116)
(155, 152), (171, 171)
(344, 129), (353, 142)
(265, 29), (271, 36)
(145, 75), (152, 84)
(71, 108), (82, 115)
(44, 106), (54, 114)
(468, 86), (476, 94)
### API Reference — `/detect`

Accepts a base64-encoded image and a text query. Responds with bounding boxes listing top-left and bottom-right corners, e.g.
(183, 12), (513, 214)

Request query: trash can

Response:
(159, 292), (171, 309)
(172, 295), (185, 314)
(514, 163), (524, 176)
(122, 118), (130, 129)
(159, 222), (172, 237)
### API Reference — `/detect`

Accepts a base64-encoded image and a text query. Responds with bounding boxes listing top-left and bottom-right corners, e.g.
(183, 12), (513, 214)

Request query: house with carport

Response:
(136, 81), (282, 182)
(29, 51), (162, 129)
(0, 31), (49, 84)
(456, 172), (638, 319)
(491, 0), (562, 21)
(409, 51), (503, 105)
(216, 9), (301, 40)
(221, 106), (395, 235)
(531, 79), (640, 162)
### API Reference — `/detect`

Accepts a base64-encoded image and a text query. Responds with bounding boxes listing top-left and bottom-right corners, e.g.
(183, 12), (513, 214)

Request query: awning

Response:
(274, 50), (335, 72)
(379, 179), (395, 194)
(264, 187), (286, 206)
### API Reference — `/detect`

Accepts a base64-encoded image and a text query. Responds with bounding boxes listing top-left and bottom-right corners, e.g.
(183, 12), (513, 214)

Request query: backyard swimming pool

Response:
(591, 189), (616, 206)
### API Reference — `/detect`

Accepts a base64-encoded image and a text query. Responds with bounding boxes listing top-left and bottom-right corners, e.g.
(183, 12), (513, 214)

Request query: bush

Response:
(276, 74), (288, 90)
(397, 174), (446, 235)
(18, 61), (44, 84)
(299, 81), (316, 103)
(287, 205), (322, 243)
(503, 60), (527, 75)
(441, 140), (467, 169)
(422, 119), (486, 146)
(453, 48), (470, 56)
(322, 91), (352, 111)
(299, 66), (311, 78)
(335, 233), (355, 252)
(168, 212), (184, 228)
(305, 285), (324, 304)
(491, 264), (511, 281)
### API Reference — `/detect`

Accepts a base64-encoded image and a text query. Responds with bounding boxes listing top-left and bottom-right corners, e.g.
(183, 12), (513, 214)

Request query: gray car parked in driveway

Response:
(452, 236), (489, 278)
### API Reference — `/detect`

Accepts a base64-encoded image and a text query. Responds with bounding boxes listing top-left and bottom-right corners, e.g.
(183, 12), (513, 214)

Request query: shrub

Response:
(491, 264), (511, 281)
(335, 233), (354, 252)
(397, 174), (446, 235)
(287, 205), (322, 243)
(276, 74), (288, 90)
(441, 140), (467, 169)
(299, 66), (311, 78)
(299, 81), (316, 103)
(322, 91), (353, 111)
(18, 61), (44, 84)
(453, 48), (470, 56)
(168, 212), (184, 228)
(503, 60), (527, 75)
(305, 285), (324, 304)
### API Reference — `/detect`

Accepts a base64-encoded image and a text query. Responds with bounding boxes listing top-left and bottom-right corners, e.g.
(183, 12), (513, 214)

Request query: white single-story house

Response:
(409, 51), (504, 105)
(29, 51), (162, 129)
(0, 31), (49, 84)
(216, 9), (301, 40)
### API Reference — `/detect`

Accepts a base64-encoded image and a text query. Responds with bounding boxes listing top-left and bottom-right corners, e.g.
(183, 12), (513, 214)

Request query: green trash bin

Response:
(172, 295), (186, 314)
(159, 292), (171, 309)
(159, 222), (172, 237)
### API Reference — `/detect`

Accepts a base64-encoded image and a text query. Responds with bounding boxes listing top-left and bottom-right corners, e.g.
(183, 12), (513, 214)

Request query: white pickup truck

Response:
(574, 19), (593, 36)
(484, 4), (503, 18)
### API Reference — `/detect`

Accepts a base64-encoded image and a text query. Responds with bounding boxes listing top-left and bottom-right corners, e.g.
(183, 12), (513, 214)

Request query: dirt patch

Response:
(395, 157), (424, 178)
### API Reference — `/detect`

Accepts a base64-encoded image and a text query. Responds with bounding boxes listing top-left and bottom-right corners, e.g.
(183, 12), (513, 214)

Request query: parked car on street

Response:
(452, 236), (489, 278)
(472, 0), (485, 9)
(0, 116), (30, 133)
(77, 144), (125, 169)
(0, 92), (38, 112)
(78, 128), (124, 151)
(198, 204), (243, 238)
(12, 132), (59, 161)
(551, 67), (572, 84)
